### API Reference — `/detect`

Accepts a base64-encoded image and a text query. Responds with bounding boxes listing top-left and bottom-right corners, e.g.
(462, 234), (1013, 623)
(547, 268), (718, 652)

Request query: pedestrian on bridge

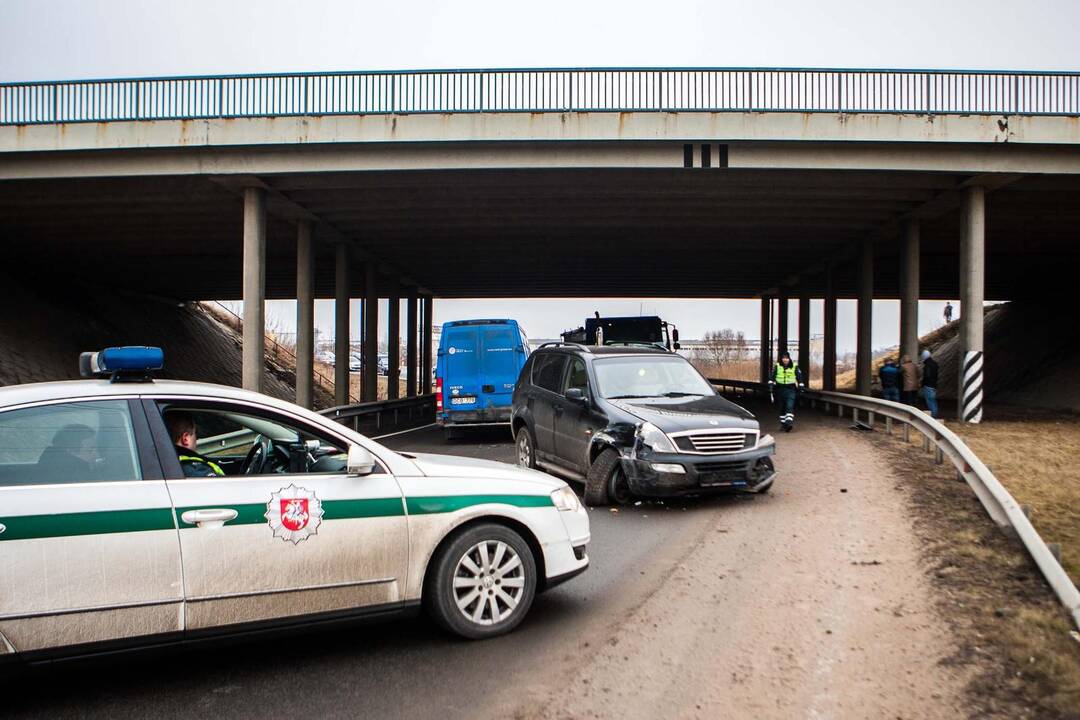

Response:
(878, 358), (901, 402)
(769, 350), (804, 432)
(944, 302), (954, 324)
(900, 355), (921, 406)
(920, 349), (940, 418)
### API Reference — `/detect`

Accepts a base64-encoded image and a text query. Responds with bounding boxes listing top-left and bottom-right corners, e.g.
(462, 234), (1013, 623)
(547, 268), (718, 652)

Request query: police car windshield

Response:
(594, 356), (715, 400)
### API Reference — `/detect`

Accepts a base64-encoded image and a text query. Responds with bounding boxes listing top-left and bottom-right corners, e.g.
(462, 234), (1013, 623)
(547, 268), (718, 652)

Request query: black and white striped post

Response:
(959, 186), (985, 423)
(962, 351), (984, 423)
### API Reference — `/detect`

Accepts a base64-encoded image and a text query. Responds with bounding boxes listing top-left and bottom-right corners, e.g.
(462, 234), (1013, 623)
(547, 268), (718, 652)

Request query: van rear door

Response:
(480, 324), (521, 410)
(442, 325), (481, 410)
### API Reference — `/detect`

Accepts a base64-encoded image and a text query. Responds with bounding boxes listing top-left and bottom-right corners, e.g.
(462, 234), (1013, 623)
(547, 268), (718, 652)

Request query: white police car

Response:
(0, 347), (589, 663)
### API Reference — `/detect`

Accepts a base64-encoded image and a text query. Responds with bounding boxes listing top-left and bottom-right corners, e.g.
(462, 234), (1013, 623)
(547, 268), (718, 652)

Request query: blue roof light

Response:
(80, 346), (163, 382)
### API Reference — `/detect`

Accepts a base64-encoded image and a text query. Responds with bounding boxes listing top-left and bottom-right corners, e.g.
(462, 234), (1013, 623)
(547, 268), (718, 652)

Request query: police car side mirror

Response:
(347, 444), (376, 476)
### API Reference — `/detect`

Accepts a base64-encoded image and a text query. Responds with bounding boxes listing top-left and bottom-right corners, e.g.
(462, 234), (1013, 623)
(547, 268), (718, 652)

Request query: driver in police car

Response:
(164, 411), (225, 477)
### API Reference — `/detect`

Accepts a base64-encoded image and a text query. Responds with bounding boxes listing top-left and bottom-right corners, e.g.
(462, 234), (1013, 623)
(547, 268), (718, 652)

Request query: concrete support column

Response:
(798, 286), (810, 384)
(759, 296), (772, 383)
(333, 244), (351, 407)
(295, 220), (315, 409)
(241, 187), (267, 393)
(959, 186), (986, 423)
(363, 263), (379, 402)
(900, 219), (921, 364)
(777, 289), (789, 358)
(856, 239), (874, 396)
(387, 286), (400, 400)
(406, 293), (418, 397)
(421, 296), (434, 393)
(823, 266), (837, 391)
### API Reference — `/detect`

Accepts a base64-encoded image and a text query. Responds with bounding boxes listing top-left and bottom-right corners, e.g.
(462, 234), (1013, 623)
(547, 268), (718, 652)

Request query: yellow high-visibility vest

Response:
(774, 363), (797, 385)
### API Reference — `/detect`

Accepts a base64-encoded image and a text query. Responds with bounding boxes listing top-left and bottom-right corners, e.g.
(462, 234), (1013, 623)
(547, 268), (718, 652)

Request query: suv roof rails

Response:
(536, 341), (592, 353)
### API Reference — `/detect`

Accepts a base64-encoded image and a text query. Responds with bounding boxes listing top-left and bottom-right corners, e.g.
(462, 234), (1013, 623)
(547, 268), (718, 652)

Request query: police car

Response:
(0, 347), (589, 663)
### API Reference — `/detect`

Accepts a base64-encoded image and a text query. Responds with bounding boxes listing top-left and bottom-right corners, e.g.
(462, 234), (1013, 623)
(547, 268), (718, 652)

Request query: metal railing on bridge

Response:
(711, 377), (1080, 631)
(3, 67), (1078, 125)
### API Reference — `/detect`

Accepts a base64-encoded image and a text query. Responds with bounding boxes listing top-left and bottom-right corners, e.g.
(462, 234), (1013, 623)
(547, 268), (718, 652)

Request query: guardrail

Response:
(320, 393), (435, 438)
(711, 377), (1080, 631)
(2, 67), (1078, 125)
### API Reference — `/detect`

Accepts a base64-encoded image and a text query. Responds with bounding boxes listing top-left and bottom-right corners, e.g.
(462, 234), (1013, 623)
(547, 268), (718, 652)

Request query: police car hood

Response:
(405, 452), (565, 489)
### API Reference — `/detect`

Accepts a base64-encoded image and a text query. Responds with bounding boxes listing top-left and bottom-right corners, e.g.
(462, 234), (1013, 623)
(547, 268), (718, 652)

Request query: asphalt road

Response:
(4, 424), (735, 719)
(5, 402), (966, 718)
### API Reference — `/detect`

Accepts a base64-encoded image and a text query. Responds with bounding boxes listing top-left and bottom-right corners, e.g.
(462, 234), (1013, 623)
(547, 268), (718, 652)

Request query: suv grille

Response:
(677, 432), (752, 454)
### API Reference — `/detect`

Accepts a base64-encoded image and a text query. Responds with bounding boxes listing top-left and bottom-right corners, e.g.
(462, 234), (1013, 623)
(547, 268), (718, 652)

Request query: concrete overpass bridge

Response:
(2, 67), (1079, 421)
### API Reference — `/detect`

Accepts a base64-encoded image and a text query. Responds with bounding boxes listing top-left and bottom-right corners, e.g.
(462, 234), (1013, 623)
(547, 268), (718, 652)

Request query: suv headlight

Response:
(550, 486), (582, 512)
(638, 422), (677, 454)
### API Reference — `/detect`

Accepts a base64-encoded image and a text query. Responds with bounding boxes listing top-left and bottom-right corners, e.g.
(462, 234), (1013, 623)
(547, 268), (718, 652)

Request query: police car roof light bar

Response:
(79, 346), (164, 383)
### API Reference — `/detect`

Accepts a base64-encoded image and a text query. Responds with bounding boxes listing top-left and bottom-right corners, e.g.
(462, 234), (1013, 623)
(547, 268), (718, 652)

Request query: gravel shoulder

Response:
(484, 409), (969, 719)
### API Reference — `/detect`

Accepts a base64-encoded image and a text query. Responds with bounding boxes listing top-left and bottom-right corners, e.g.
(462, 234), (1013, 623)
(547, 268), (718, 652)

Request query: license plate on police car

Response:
(450, 396), (476, 405)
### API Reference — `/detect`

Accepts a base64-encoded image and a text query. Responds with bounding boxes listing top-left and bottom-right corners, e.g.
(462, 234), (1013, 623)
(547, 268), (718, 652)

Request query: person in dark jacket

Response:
(920, 349), (940, 418)
(878, 358), (902, 402)
(164, 411), (225, 477)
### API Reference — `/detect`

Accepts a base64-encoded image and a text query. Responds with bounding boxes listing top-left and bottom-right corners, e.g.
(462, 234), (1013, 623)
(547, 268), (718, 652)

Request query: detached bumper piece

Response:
(623, 440), (776, 497)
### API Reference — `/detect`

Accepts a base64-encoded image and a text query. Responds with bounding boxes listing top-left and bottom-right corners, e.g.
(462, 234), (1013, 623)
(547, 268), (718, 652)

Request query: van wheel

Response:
(515, 426), (537, 469)
(585, 447), (631, 506)
(426, 523), (537, 639)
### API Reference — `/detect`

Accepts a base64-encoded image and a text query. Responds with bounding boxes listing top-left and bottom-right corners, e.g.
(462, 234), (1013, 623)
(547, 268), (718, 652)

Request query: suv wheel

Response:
(515, 425), (537, 469)
(425, 523), (537, 639)
(585, 447), (631, 506)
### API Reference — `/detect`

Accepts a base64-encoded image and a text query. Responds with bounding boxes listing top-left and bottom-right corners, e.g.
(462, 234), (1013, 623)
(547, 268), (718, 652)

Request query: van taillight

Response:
(436, 377), (443, 410)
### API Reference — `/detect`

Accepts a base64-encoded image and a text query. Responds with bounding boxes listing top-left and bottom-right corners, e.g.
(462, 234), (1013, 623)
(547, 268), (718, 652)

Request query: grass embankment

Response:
(951, 407), (1080, 586)
(874, 410), (1080, 717)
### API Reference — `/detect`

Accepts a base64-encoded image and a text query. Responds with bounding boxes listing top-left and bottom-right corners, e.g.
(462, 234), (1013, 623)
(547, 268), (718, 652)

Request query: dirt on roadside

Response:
(867, 428), (1080, 719)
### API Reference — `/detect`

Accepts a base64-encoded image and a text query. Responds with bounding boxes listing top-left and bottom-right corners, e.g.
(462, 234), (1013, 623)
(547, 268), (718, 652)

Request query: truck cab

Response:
(436, 319), (530, 439)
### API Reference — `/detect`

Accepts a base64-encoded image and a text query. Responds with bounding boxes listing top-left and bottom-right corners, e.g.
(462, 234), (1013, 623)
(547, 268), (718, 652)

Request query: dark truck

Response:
(561, 315), (680, 351)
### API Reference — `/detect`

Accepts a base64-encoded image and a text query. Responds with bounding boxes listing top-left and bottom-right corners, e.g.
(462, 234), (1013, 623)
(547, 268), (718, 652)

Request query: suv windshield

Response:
(593, 355), (716, 399)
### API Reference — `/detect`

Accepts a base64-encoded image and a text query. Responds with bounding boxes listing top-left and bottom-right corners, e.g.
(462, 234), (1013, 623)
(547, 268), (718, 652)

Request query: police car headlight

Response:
(638, 422), (677, 454)
(550, 486), (582, 512)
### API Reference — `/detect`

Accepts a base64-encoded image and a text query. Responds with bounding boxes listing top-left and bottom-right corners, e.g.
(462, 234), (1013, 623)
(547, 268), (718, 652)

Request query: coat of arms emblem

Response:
(265, 484), (323, 544)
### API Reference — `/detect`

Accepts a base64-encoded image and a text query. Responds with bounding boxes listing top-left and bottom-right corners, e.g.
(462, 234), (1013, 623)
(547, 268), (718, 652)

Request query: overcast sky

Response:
(3, 0), (1075, 350)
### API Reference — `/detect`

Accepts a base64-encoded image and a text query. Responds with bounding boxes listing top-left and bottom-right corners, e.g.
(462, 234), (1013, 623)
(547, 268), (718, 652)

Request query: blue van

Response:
(436, 319), (530, 438)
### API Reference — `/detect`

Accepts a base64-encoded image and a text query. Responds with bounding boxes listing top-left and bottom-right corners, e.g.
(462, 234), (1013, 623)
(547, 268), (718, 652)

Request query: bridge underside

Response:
(1, 166), (1077, 300)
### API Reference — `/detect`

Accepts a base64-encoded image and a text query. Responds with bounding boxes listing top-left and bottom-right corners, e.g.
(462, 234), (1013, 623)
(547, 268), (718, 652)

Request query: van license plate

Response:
(450, 396), (476, 405)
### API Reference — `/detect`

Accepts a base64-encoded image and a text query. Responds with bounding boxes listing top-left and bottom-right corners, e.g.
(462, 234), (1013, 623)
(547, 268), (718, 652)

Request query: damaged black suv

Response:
(511, 343), (776, 506)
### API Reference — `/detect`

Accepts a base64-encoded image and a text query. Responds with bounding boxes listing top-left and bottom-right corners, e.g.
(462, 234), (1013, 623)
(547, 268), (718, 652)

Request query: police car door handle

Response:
(181, 508), (239, 529)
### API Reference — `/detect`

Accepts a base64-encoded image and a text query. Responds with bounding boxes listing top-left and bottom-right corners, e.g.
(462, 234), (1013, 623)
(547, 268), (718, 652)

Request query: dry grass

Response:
(867, 426), (1080, 718)
(950, 407), (1080, 586)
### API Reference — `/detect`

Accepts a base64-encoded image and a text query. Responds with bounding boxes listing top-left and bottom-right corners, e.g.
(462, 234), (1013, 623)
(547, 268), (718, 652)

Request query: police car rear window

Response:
(0, 400), (142, 486)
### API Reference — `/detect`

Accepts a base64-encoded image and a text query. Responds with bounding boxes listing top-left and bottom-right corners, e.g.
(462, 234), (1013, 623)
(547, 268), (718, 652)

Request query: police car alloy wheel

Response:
(427, 523), (537, 639)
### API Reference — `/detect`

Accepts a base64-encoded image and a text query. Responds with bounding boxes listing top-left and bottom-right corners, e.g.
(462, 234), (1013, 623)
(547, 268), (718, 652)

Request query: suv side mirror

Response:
(565, 387), (588, 405)
(347, 444), (376, 476)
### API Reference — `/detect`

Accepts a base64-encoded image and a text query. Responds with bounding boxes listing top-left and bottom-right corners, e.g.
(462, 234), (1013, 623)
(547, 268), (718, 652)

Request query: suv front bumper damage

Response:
(621, 435), (777, 496)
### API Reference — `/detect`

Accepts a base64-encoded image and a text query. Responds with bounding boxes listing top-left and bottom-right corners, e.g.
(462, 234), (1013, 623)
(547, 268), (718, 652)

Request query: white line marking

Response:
(373, 422), (438, 440)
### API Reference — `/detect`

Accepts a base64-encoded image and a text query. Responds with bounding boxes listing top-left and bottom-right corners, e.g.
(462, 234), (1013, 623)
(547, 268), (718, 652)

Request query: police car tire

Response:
(584, 447), (620, 506)
(426, 523), (537, 640)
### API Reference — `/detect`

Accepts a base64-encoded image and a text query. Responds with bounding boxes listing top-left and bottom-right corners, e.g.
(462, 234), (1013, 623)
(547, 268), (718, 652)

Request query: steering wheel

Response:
(241, 435), (273, 475)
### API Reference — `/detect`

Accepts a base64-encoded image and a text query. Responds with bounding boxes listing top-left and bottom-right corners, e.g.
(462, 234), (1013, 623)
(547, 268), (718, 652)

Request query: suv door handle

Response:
(181, 508), (239, 529)
(553, 404), (564, 415)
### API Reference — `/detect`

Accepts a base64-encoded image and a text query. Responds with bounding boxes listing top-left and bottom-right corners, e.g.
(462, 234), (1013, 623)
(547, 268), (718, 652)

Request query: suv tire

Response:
(585, 447), (631, 506)
(425, 523), (537, 640)
(515, 425), (538, 469)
